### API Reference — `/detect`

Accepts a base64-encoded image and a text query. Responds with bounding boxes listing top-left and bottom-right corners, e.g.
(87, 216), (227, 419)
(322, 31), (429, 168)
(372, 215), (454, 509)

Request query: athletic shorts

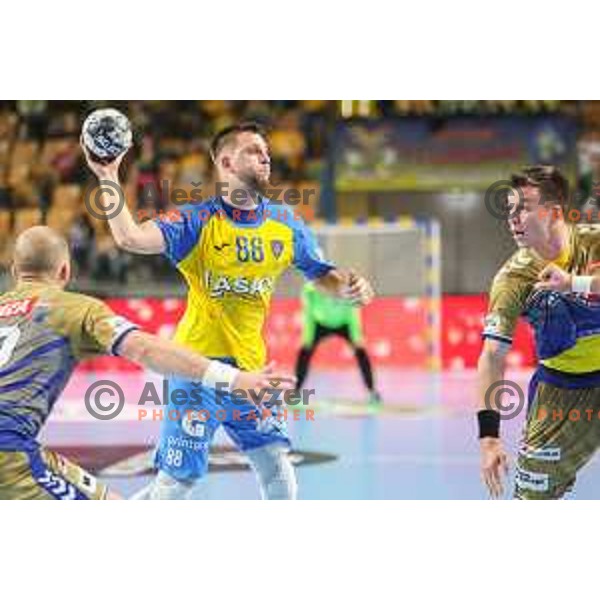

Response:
(154, 367), (291, 481)
(515, 369), (600, 499)
(0, 445), (108, 500)
(306, 323), (357, 347)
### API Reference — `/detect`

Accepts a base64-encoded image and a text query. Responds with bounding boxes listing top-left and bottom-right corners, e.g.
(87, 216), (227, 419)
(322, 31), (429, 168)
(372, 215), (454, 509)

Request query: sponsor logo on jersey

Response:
(106, 315), (138, 336)
(271, 240), (284, 259)
(482, 313), (502, 336)
(167, 435), (204, 451)
(514, 251), (533, 267)
(181, 412), (207, 438)
(515, 467), (549, 492)
(104, 316), (138, 354)
(214, 243), (231, 252)
(519, 445), (561, 462)
(204, 270), (274, 298)
(0, 298), (34, 318)
(79, 471), (98, 494)
(36, 469), (78, 500)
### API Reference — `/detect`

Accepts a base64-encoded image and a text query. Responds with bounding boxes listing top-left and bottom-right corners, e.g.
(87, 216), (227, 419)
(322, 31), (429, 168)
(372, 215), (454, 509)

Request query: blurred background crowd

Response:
(1, 100), (600, 295)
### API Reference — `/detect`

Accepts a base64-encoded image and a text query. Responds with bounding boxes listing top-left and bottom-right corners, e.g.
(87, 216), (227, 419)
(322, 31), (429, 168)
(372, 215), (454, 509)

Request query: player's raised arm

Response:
(82, 146), (166, 254)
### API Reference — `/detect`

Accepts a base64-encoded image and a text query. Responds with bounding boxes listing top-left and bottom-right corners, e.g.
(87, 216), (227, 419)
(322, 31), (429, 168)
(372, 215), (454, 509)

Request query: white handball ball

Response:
(81, 108), (132, 163)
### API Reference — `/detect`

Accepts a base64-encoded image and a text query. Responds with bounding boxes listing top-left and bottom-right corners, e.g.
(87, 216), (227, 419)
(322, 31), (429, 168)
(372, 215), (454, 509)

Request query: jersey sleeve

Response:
(482, 271), (533, 345)
(584, 227), (600, 270)
(292, 218), (335, 280)
(73, 297), (139, 357)
(154, 204), (207, 266)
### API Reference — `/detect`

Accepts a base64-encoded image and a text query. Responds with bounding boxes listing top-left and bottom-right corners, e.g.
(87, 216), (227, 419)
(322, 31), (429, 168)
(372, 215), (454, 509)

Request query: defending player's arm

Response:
(534, 226), (600, 293)
(82, 147), (165, 254)
(119, 332), (292, 393)
(534, 262), (600, 293)
(477, 338), (511, 498)
(478, 271), (532, 498)
(76, 297), (295, 395)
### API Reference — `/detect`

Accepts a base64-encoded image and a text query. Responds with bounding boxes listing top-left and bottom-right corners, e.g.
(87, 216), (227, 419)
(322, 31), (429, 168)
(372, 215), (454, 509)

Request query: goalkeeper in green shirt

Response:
(295, 282), (382, 404)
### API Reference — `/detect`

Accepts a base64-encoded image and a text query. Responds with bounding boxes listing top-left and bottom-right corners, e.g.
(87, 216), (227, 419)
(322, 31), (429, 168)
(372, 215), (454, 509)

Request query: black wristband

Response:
(477, 409), (500, 439)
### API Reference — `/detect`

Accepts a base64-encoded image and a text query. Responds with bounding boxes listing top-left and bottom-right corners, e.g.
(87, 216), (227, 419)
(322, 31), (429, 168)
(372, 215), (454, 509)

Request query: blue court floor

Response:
(41, 368), (600, 499)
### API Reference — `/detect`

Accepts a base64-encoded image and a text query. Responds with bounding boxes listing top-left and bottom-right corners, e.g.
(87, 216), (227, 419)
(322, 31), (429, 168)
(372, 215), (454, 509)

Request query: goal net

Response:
(270, 218), (442, 371)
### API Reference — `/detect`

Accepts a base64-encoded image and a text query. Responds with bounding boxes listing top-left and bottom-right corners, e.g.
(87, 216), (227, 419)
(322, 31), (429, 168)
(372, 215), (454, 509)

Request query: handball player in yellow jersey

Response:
(83, 122), (374, 499)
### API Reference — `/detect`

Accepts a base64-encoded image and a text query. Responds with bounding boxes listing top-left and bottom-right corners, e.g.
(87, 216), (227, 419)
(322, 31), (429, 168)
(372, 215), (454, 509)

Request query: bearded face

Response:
(226, 132), (271, 195)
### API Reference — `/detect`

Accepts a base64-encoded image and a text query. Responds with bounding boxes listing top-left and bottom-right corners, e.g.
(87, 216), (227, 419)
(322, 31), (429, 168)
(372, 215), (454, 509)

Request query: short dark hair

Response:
(510, 165), (570, 207)
(209, 121), (267, 163)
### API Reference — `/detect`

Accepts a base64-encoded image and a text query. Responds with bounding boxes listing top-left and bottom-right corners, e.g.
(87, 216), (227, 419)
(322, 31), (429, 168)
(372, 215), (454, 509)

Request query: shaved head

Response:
(13, 226), (70, 281)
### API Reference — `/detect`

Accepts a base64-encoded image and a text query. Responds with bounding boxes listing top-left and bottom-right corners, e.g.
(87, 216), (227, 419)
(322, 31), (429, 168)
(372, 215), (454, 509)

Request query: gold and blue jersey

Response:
(154, 197), (335, 370)
(0, 282), (138, 448)
(483, 224), (600, 376)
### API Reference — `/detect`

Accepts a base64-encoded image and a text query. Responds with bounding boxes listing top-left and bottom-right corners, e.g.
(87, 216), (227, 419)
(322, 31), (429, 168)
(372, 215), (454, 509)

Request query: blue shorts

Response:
(154, 369), (291, 481)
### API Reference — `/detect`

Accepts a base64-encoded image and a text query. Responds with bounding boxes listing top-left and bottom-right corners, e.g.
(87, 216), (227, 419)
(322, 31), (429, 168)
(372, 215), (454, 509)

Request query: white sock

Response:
(129, 482), (154, 500)
(136, 471), (197, 500)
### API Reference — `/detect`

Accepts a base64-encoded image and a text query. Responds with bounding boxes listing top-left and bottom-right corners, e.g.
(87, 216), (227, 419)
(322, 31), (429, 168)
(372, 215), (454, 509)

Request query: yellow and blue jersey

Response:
(154, 196), (335, 371)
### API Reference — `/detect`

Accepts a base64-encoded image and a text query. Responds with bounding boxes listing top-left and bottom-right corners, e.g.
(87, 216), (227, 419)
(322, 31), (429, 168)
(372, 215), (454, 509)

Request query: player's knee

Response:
(276, 454), (298, 500)
(149, 470), (196, 500)
(270, 453), (297, 500)
(247, 445), (297, 500)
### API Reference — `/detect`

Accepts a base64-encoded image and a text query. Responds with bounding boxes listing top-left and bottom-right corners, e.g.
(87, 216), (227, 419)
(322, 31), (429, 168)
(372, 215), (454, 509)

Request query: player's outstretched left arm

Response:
(313, 269), (374, 306)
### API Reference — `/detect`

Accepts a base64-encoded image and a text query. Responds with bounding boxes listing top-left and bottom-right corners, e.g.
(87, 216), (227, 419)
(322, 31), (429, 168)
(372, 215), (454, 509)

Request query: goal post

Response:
(273, 217), (442, 371)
